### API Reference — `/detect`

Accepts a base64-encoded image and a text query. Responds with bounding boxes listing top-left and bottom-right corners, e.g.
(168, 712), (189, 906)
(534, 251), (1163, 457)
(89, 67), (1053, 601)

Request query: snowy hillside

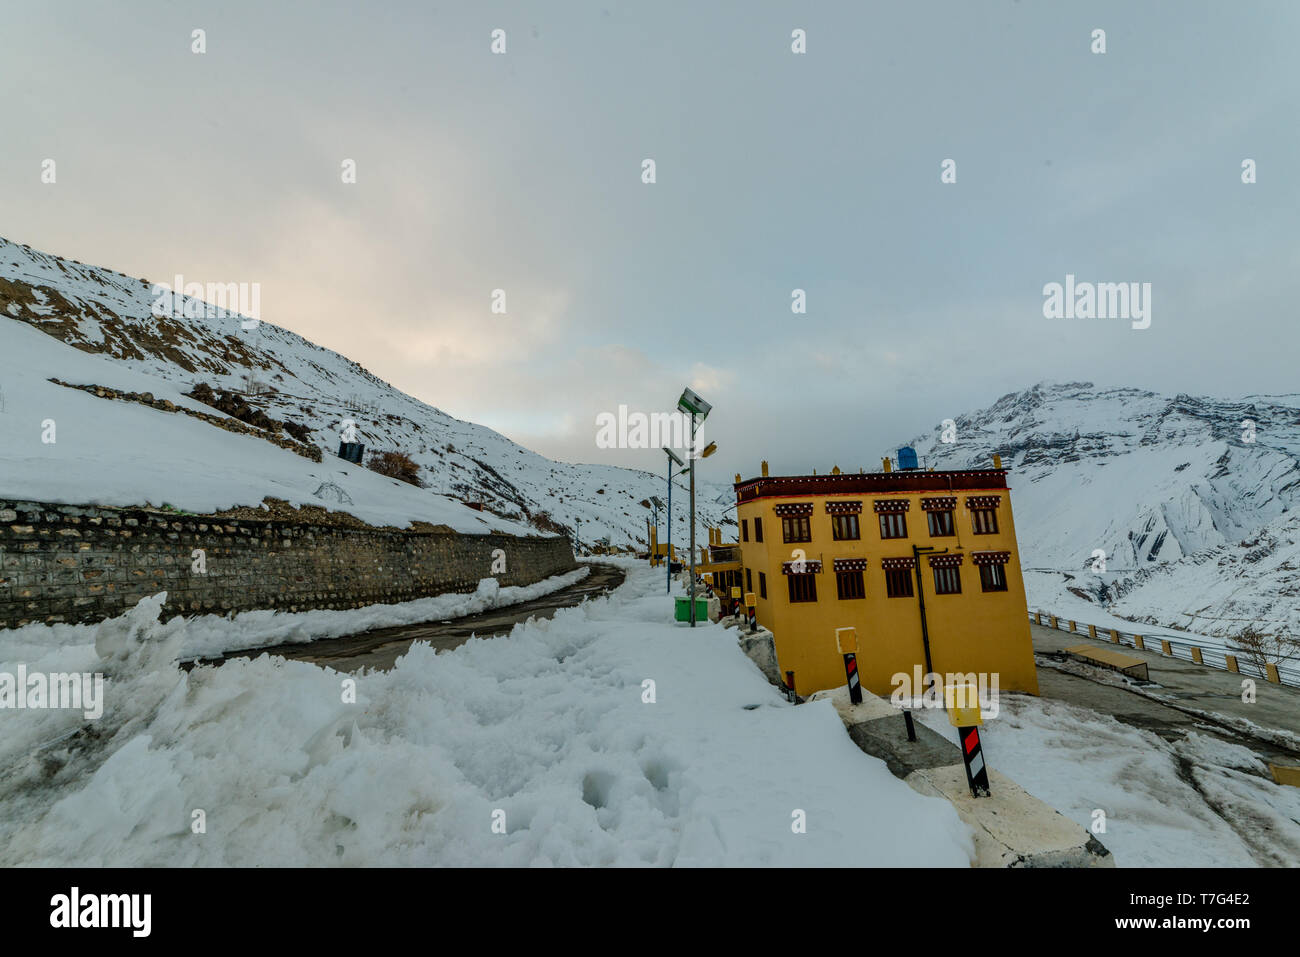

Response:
(903, 382), (1300, 640)
(0, 237), (731, 547)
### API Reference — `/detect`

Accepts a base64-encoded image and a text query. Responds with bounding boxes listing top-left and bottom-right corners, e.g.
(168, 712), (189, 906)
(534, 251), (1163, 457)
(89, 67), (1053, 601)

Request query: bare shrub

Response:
(367, 450), (425, 488)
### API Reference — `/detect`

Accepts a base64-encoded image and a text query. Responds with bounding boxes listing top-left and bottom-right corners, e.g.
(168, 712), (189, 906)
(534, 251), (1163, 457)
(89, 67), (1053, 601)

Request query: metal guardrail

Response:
(1029, 610), (1300, 690)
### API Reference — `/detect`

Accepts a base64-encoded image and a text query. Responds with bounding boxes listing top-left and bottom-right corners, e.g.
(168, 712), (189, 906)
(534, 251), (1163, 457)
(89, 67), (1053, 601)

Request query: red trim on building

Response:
(832, 558), (868, 572)
(880, 557), (917, 570)
(965, 495), (1002, 509)
(734, 470), (1009, 504)
(773, 502), (814, 517)
(825, 500), (863, 515)
(928, 554), (965, 569)
(971, 550), (1011, 566)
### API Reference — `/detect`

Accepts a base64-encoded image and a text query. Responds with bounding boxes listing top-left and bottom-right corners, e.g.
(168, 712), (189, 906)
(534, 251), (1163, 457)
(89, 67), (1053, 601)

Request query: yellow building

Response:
(734, 460), (1039, 698)
(698, 527), (743, 601)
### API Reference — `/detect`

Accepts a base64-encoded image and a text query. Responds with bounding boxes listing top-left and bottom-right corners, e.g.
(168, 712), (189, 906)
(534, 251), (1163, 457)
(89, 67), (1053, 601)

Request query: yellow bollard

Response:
(1191, 647), (1203, 664)
(1069, 620), (1076, 633)
(1161, 640), (1172, 656)
(1050, 616), (1058, 629)
(1225, 654), (1239, 673)
(1266, 663), (1281, 684)
(1110, 629), (1119, 643)
(1134, 635), (1145, 651)
(1088, 624), (1097, 639)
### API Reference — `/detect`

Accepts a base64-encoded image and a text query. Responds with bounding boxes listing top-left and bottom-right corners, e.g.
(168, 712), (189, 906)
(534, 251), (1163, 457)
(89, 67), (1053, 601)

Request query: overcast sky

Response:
(4, 1), (1297, 478)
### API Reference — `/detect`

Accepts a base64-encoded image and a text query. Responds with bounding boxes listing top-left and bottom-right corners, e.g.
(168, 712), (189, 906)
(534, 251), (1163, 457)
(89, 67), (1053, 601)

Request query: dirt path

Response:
(189, 562), (626, 674)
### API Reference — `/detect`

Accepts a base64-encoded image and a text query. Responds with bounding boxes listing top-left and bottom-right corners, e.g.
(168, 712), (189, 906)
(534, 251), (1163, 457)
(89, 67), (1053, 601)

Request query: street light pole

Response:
(662, 449), (684, 595)
(674, 388), (712, 627)
(666, 462), (672, 594)
(689, 411), (697, 626)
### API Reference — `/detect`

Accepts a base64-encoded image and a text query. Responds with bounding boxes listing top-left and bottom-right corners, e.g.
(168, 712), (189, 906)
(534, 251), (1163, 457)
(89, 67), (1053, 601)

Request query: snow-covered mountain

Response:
(0, 237), (731, 549)
(903, 382), (1300, 640)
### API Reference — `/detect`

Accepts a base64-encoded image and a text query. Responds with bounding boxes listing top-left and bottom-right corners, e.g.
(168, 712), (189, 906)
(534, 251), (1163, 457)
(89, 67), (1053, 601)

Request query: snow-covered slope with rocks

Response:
(0, 236), (730, 547)
(902, 382), (1300, 640)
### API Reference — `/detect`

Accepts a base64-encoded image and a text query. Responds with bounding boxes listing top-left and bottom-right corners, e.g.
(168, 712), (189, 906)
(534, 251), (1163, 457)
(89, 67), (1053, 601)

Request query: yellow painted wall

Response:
(737, 486), (1039, 698)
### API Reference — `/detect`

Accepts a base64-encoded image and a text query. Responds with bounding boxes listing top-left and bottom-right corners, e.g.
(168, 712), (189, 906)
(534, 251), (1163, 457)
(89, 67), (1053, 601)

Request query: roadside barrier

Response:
(1029, 610), (1299, 689)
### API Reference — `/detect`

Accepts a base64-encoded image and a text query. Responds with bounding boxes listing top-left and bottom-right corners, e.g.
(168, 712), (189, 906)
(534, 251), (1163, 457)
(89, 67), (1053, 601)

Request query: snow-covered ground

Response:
(913, 696), (1300, 867)
(0, 561), (973, 866)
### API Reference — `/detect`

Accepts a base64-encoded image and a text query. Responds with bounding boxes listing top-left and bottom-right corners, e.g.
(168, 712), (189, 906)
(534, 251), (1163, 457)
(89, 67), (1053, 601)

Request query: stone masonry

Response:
(0, 500), (578, 628)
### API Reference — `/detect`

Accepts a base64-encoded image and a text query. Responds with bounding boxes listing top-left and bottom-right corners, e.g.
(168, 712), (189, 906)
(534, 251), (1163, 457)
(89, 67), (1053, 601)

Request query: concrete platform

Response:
(811, 686), (1114, 868)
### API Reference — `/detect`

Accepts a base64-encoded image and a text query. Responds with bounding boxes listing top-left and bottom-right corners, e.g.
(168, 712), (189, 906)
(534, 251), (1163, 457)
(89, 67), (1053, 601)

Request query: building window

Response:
(759, 571), (767, 599)
(971, 508), (999, 535)
(787, 572), (817, 603)
(782, 515), (811, 543)
(979, 563), (1008, 592)
(742, 519), (749, 542)
(836, 570), (865, 600)
(927, 510), (954, 537)
(884, 568), (913, 598)
(933, 566), (962, 595)
(879, 513), (907, 539)
(745, 567), (752, 593)
(755, 517), (764, 542)
(831, 514), (860, 541)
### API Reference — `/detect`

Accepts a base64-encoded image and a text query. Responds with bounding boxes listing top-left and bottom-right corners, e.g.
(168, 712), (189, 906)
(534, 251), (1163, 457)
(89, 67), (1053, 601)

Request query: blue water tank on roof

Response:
(896, 446), (919, 470)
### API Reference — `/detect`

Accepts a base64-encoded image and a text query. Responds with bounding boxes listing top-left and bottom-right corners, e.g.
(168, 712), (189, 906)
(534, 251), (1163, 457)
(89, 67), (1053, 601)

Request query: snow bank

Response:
(1, 567), (590, 665)
(0, 563), (973, 866)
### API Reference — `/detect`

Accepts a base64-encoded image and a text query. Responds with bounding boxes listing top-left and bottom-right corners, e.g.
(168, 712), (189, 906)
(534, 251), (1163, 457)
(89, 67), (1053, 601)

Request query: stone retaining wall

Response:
(0, 500), (577, 628)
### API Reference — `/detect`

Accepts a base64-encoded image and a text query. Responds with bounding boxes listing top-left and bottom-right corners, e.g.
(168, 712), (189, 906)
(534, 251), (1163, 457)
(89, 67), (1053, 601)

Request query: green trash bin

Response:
(674, 596), (710, 622)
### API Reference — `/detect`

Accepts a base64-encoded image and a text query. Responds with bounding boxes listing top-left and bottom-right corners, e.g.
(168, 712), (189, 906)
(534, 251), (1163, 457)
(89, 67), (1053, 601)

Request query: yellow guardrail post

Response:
(1266, 663), (1281, 684)
(1110, 629), (1119, 643)
(1191, 647), (1203, 664)
(1225, 654), (1239, 673)
(1134, 635), (1145, 651)
(1088, 624), (1097, 639)
(1269, 764), (1300, 787)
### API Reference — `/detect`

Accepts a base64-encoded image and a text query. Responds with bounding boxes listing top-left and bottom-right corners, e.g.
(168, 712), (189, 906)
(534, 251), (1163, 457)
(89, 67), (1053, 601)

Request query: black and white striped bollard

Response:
(836, 626), (862, 705)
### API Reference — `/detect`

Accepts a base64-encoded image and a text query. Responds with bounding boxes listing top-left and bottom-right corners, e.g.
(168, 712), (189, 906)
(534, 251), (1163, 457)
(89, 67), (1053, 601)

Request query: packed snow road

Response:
(192, 561), (627, 673)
